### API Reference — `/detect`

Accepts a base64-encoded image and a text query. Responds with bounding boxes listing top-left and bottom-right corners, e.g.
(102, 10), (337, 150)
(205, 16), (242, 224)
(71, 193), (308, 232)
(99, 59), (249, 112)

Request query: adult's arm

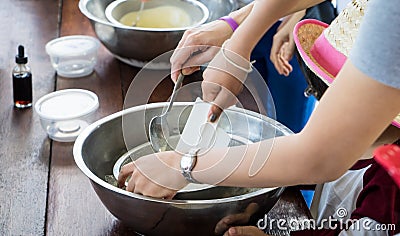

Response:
(170, 2), (255, 81)
(170, 0), (323, 81)
(118, 62), (400, 199)
(203, 0), (324, 119)
(193, 61), (400, 187)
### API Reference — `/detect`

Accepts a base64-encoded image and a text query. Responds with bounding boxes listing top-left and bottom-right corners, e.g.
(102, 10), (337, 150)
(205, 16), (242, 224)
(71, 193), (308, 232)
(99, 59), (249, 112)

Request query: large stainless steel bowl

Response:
(79, 0), (238, 64)
(73, 102), (293, 235)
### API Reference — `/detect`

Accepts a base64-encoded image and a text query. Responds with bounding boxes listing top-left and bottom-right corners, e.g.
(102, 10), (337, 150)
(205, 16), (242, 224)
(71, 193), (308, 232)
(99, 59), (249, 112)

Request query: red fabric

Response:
(374, 144), (400, 187)
(351, 159), (400, 235)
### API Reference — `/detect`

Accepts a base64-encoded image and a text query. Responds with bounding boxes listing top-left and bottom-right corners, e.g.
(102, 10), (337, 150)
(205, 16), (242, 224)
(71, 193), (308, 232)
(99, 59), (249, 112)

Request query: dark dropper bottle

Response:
(12, 45), (32, 108)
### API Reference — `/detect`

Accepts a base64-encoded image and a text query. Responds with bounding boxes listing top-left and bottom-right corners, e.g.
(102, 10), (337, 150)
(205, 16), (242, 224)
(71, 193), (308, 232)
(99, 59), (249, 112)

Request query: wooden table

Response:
(0, 0), (311, 235)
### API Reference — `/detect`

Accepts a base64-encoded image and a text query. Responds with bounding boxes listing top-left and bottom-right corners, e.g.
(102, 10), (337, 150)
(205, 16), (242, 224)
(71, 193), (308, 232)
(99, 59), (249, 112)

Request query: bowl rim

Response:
(73, 102), (293, 204)
(80, 0), (209, 32)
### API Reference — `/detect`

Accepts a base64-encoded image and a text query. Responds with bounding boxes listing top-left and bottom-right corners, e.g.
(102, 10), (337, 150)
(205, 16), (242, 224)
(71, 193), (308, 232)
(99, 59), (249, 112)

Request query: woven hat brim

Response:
(294, 19), (334, 85)
(294, 19), (400, 128)
(393, 116), (400, 128)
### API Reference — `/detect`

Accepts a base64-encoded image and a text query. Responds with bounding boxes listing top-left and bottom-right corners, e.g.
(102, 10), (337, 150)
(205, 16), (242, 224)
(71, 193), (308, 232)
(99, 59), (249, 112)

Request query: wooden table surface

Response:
(0, 0), (311, 235)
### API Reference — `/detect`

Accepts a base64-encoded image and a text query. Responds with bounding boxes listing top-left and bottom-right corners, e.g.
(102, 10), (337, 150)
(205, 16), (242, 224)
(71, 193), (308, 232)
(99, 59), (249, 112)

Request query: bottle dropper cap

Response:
(15, 45), (28, 64)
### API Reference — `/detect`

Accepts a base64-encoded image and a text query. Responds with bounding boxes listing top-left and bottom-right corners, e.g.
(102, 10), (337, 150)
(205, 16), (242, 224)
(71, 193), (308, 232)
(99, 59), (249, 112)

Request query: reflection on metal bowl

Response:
(73, 102), (292, 235)
(79, 0), (238, 64)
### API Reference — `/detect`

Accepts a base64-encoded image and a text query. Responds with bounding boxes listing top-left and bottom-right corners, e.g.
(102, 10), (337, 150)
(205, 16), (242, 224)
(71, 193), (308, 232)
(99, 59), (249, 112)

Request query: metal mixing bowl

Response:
(79, 0), (238, 64)
(73, 102), (293, 235)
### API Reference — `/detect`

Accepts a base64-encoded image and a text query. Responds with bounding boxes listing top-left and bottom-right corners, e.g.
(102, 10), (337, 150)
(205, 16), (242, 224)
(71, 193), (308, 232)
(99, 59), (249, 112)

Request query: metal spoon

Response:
(132, 0), (145, 27)
(149, 73), (185, 152)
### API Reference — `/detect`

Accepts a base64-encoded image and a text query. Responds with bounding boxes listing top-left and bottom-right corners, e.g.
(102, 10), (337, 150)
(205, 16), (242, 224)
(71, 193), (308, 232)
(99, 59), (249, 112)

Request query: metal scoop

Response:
(149, 73), (185, 152)
(132, 0), (145, 26)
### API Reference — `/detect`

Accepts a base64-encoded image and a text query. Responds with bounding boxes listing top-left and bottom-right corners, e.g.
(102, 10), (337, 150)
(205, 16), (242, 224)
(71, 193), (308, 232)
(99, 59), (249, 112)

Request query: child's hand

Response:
(223, 226), (269, 236)
(270, 10), (306, 76)
(215, 203), (259, 234)
(277, 41), (294, 76)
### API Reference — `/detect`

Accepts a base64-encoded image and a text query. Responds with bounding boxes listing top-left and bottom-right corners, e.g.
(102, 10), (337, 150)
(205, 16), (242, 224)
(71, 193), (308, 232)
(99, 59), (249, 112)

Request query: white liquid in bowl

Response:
(119, 6), (192, 28)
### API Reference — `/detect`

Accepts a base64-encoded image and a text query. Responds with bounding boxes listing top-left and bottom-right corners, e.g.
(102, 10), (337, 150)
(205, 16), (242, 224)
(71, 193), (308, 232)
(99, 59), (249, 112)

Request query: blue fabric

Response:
(301, 190), (315, 208)
(250, 22), (316, 133)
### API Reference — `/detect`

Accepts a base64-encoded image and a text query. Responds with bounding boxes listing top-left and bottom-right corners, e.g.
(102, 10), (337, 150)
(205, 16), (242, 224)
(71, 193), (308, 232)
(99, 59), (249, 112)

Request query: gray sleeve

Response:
(349, 0), (400, 89)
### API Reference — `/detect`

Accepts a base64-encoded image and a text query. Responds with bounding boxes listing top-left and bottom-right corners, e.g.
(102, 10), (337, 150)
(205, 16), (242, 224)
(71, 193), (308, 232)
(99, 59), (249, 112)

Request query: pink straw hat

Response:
(294, 0), (400, 128)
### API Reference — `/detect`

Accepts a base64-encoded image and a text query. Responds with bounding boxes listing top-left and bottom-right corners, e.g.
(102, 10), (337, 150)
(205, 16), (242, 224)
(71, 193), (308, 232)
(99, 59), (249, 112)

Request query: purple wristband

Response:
(219, 16), (239, 32)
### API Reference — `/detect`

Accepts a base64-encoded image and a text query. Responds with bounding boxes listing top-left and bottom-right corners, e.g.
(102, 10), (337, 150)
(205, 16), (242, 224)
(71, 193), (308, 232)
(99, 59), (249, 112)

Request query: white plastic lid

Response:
(35, 89), (99, 120)
(35, 89), (99, 142)
(45, 35), (100, 57)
